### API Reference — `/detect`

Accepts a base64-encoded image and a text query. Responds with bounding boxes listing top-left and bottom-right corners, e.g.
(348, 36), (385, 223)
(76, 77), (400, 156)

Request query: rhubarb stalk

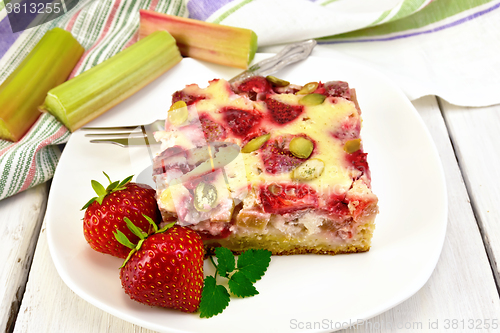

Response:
(139, 10), (257, 69)
(41, 30), (182, 132)
(0, 28), (84, 141)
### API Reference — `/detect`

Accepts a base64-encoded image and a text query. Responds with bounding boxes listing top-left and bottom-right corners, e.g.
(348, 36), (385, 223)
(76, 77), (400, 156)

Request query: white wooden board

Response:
(0, 183), (48, 333)
(440, 99), (500, 285)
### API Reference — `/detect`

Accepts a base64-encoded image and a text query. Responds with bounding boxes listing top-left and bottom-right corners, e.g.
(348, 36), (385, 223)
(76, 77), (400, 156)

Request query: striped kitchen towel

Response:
(1, 0), (499, 200)
(197, 0), (500, 106)
(0, 0), (188, 200)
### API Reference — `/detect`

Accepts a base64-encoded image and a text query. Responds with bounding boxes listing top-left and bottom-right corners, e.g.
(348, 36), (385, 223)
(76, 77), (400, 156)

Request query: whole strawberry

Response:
(115, 218), (204, 312)
(82, 172), (161, 258)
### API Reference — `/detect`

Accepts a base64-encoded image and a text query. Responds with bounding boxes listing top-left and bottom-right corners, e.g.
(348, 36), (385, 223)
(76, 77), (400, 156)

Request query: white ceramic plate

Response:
(46, 55), (447, 333)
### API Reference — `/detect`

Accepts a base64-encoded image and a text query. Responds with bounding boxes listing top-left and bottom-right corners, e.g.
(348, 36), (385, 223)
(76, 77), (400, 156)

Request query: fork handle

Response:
(229, 39), (316, 83)
(89, 138), (160, 147)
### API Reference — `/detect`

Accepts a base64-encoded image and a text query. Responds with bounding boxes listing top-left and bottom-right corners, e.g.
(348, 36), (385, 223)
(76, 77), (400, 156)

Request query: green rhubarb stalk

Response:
(40, 31), (182, 132)
(139, 10), (257, 69)
(0, 28), (84, 141)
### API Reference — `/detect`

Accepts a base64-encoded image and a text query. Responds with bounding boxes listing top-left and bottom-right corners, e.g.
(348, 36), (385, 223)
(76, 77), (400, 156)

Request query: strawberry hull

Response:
(83, 179), (161, 259)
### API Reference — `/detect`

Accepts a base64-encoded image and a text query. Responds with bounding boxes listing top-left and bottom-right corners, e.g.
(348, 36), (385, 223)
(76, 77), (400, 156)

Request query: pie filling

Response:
(153, 76), (378, 255)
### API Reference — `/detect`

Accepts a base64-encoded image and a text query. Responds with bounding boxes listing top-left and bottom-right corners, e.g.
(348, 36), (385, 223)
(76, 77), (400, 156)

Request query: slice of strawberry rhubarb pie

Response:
(153, 76), (378, 255)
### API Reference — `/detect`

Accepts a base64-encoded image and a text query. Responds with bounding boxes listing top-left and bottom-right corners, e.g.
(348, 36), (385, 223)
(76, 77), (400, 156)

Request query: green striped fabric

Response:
(212, 0), (253, 24)
(0, 0), (187, 201)
(196, 0), (435, 46)
(318, 0), (495, 42)
(0, 113), (69, 199)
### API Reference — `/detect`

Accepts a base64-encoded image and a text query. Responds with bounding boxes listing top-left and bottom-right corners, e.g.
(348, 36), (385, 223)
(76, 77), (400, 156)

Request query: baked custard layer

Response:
(153, 76), (378, 255)
(204, 219), (376, 256)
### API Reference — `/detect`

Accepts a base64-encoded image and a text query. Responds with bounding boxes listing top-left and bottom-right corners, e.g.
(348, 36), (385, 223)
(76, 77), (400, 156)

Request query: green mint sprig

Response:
(199, 247), (272, 318)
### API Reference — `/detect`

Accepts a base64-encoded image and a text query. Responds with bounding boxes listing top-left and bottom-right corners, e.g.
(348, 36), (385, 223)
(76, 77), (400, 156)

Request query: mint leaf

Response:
(199, 276), (230, 318)
(215, 247), (235, 277)
(228, 271), (258, 298)
(237, 249), (272, 283)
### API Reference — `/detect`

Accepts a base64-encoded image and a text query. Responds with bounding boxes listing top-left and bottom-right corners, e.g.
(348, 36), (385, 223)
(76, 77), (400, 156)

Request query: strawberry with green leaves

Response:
(114, 216), (272, 316)
(115, 217), (204, 312)
(82, 172), (161, 258)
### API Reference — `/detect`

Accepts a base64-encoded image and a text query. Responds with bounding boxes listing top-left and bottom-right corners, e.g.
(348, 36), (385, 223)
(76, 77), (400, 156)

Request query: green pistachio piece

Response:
(266, 75), (290, 87)
(168, 100), (188, 125)
(291, 159), (325, 181)
(344, 138), (361, 154)
(193, 182), (218, 212)
(299, 93), (326, 106)
(296, 82), (318, 95)
(289, 136), (314, 159)
(241, 133), (271, 153)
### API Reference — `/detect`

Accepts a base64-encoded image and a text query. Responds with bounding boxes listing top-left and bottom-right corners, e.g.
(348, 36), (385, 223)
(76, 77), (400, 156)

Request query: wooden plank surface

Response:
(11, 97), (500, 333)
(440, 99), (500, 287)
(0, 183), (48, 333)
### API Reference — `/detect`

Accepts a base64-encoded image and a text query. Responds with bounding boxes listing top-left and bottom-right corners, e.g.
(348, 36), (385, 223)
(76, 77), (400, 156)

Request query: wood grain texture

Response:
(340, 96), (500, 332)
(0, 183), (48, 333)
(440, 99), (500, 287)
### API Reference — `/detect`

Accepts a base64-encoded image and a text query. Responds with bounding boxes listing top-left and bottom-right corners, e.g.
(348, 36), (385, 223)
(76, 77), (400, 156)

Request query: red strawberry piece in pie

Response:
(260, 183), (318, 214)
(172, 89), (206, 105)
(199, 114), (227, 141)
(222, 107), (262, 138)
(260, 135), (307, 174)
(233, 76), (273, 95)
(324, 81), (351, 99)
(264, 97), (304, 124)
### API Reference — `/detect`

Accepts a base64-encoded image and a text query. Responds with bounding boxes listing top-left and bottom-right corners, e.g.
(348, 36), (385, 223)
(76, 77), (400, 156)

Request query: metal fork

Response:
(82, 119), (165, 147)
(82, 39), (317, 147)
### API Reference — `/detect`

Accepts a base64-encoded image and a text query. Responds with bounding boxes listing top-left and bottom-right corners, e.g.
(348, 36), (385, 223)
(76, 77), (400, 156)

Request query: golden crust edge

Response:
(204, 244), (370, 257)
